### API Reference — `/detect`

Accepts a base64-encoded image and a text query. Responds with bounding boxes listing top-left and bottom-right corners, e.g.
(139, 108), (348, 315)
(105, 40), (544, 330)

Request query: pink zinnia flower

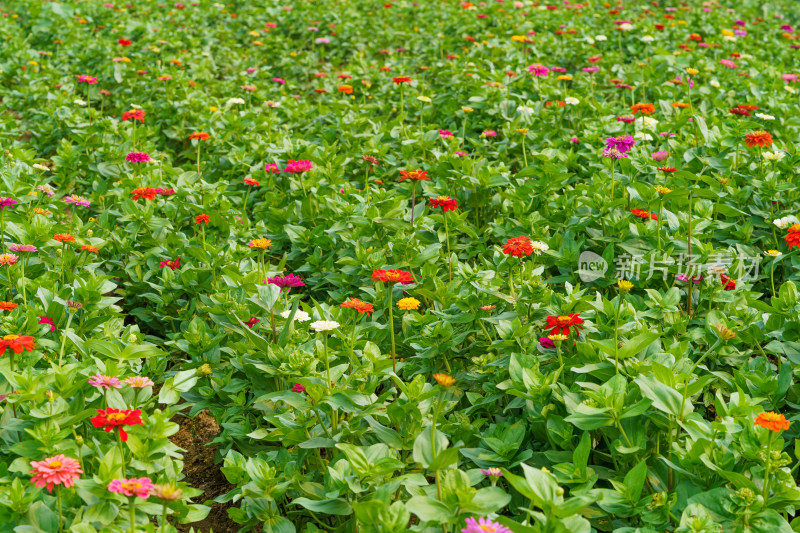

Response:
(264, 163), (280, 174)
(527, 63), (550, 76)
(0, 197), (17, 209)
(246, 317), (260, 328)
(582, 66), (600, 73)
(30, 455), (83, 492)
(266, 273), (305, 290)
(124, 376), (155, 388)
(283, 159), (313, 173)
(617, 115), (635, 123)
(89, 374), (123, 390)
(461, 517), (511, 533)
(720, 59), (738, 69)
(126, 152), (151, 163)
(651, 150), (669, 161)
(108, 477), (154, 498)
(39, 316), (56, 332)
(569, 136), (579, 143)
(63, 194), (90, 207)
(292, 383), (306, 393)
(781, 74), (799, 84)
(76, 75), (98, 84)
(10, 244), (37, 253)
(0, 253), (19, 266)
(439, 130), (453, 138)
(272, 77), (286, 84)
(482, 130), (497, 137)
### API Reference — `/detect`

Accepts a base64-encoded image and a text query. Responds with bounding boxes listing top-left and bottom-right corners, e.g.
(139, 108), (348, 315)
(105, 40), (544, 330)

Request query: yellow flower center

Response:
(122, 481), (142, 491)
(3, 335), (20, 340)
(48, 460), (62, 469)
(556, 316), (572, 324)
(106, 412), (127, 422)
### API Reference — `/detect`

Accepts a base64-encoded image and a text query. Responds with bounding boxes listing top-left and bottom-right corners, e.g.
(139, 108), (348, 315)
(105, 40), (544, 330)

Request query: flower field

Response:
(1, 0), (800, 531)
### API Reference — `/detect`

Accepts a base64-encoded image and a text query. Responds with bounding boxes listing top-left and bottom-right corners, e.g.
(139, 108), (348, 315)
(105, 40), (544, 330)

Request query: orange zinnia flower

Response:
(398, 170), (429, 182)
(195, 214), (211, 225)
(785, 224), (800, 249)
(0, 334), (37, 355)
(503, 236), (533, 257)
(672, 102), (690, 109)
(630, 103), (655, 115)
(189, 132), (210, 140)
(53, 233), (75, 242)
(744, 130), (773, 147)
(0, 302), (19, 312)
(545, 314), (584, 336)
(81, 244), (100, 254)
(132, 187), (157, 201)
(340, 298), (374, 315)
(372, 269), (414, 284)
(754, 411), (790, 433)
(244, 178), (260, 186)
(338, 84), (353, 94)
(433, 373), (455, 387)
(392, 76), (411, 84)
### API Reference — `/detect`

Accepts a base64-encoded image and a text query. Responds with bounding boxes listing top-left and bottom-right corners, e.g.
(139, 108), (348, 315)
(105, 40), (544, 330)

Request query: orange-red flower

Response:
(744, 130), (773, 147)
(189, 132), (210, 141)
(738, 104), (759, 111)
(631, 208), (658, 220)
(340, 298), (374, 315)
(121, 110), (145, 122)
(0, 302), (19, 312)
(720, 274), (736, 291)
(429, 196), (458, 211)
(630, 103), (655, 115)
(81, 244), (100, 254)
(398, 170), (429, 182)
(392, 76), (411, 84)
(372, 269), (414, 284)
(244, 178), (260, 186)
(545, 314), (584, 336)
(785, 224), (800, 249)
(132, 187), (157, 201)
(90, 408), (143, 441)
(0, 334), (36, 355)
(754, 411), (790, 433)
(195, 214), (210, 225)
(53, 233), (75, 242)
(503, 236), (533, 257)
(338, 84), (353, 94)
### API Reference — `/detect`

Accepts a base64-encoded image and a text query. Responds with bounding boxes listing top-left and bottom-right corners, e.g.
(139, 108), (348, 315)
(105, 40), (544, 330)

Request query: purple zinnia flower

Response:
(461, 517), (511, 533)
(539, 337), (555, 349)
(9, 244), (37, 253)
(266, 273), (305, 291)
(63, 194), (90, 207)
(651, 151), (669, 161)
(480, 468), (503, 478)
(0, 197), (17, 209)
(605, 135), (635, 154)
(126, 152), (151, 163)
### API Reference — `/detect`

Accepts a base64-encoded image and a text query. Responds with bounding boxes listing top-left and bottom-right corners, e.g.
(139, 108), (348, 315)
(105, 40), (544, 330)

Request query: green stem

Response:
(128, 496), (136, 533)
(388, 287), (397, 373)
(58, 313), (75, 368)
(57, 486), (63, 533)
(657, 199), (663, 250)
(763, 430), (775, 502)
(443, 213), (452, 282)
(678, 340), (722, 421)
(160, 501), (168, 533)
(614, 293), (624, 373)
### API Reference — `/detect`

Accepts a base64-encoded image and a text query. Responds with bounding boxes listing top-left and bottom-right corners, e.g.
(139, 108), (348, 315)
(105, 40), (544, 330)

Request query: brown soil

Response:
(170, 410), (239, 533)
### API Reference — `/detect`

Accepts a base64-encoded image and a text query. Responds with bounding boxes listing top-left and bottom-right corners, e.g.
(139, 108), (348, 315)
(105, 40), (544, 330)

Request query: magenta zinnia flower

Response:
(266, 273), (305, 291)
(246, 317), (260, 328)
(0, 197), (17, 209)
(10, 244), (37, 253)
(63, 194), (91, 207)
(605, 135), (636, 154)
(527, 63), (550, 76)
(76, 75), (98, 84)
(539, 337), (555, 348)
(126, 152), (151, 163)
(108, 477), (154, 498)
(39, 316), (56, 332)
(461, 517), (511, 533)
(602, 147), (628, 159)
(283, 160), (313, 173)
(88, 374), (123, 390)
(292, 383), (306, 393)
(439, 130), (453, 138)
(265, 163), (280, 174)
(30, 455), (83, 492)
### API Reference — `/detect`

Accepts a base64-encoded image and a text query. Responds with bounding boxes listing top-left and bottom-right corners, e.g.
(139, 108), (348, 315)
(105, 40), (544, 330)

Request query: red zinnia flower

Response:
(744, 130), (773, 147)
(132, 187), (157, 201)
(90, 408), (143, 441)
(0, 302), (19, 312)
(189, 132), (210, 140)
(503, 236), (533, 257)
(0, 334), (36, 355)
(372, 269), (414, 284)
(657, 166), (677, 173)
(398, 170), (429, 182)
(785, 224), (800, 249)
(244, 178), (260, 186)
(121, 110), (145, 122)
(118, 38), (132, 46)
(392, 76), (411, 84)
(195, 214), (210, 225)
(631, 208), (658, 220)
(729, 107), (750, 116)
(428, 196), (458, 211)
(720, 274), (736, 291)
(160, 258), (181, 270)
(545, 314), (584, 336)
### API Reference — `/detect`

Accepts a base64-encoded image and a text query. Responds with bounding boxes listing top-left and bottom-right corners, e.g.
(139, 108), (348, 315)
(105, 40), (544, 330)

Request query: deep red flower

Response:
(118, 38), (132, 46)
(121, 110), (145, 122)
(90, 408), (143, 441)
(545, 314), (584, 336)
(503, 236), (533, 257)
(160, 258), (181, 270)
(428, 196), (458, 211)
(246, 317), (260, 328)
(392, 76), (411, 84)
(720, 274), (736, 291)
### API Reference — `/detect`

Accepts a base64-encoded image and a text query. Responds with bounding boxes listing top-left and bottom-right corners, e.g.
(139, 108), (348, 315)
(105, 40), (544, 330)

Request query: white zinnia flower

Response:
(417, 96), (432, 103)
(773, 215), (799, 230)
(264, 100), (282, 108)
(281, 309), (311, 322)
(74, 99), (86, 106)
(310, 320), (340, 332)
(763, 151), (785, 162)
(756, 113), (774, 120)
(33, 164), (49, 171)
(634, 132), (653, 141)
(226, 97), (245, 106)
(618, 23), (634, 31)
(530, 241), (549, 255)
(641, 35), (655, 42)
(595, 35), (607, 41)
(786, 86), (797, 94)
(637, 116), (659, 131)
(564, 97), (579, 105)
(709, 80), (721, 88)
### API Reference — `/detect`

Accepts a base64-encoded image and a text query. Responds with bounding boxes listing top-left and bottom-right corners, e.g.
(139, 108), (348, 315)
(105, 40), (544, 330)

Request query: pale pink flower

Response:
(88, 374), (123, 390)
(125, 376), (155, 388)
(108, 477), (154, 498)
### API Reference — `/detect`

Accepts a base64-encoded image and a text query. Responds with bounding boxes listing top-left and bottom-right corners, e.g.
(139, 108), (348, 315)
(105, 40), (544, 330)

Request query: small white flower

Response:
(786, 86), (797, 94)
(641, 35), (655, 42)
(281, 309), (311, 322)
(264, 100), (282, 108)
(310, 320), (340, 332)
(130, 104), (142, 109)
(74, 99), (87, 106)
(740, 53), (753, 59)
(637, 116), (659, 131)
(618, 23), (634, 31)
(595, 35), (607, 41)
(564, 97), (579, 105)
(634, 132), (653, 141)
(226, 97), (245, 106)
(723, 36), (736, 42)
(530, 241), (549, 255)
(417, 96), (432, 103)
(773, 215), (799, 230)
(763, 151), (786, 162)
(709, 80), (721, 88)
(756, 113), (775, 120)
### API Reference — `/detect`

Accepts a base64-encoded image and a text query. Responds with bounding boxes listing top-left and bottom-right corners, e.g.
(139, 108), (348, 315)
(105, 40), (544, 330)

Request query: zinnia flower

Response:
(53, 233), (76, 242)
(651, 150), (669, 161)
(0, 302), (19, 312)
(392, 76), (411, 84)
(195, 214), (210, 225)
(545, 314), (584, 336)
(122, 110), (145, 122)
(397, 297), (421, 310)
(744, 130), (773, 147)
(605, 136), (636, 154)
(88, 374), (123, 390)
(372, 269), (414, 284)
(461, 517), (511, 533)
(246, 317), (260, 328)
(9, 244), (36, 253)
(160, 258), (181, 270)
(63, 195), (90, 207)
(429, 196), (458, 211)
(433, 373), (455, 387)
(341, 298), (375, 314)
(248, 239), (274, 249)
(292, 383), (306, 393)
(310, 320), (340, 332)
(0, 253), (18, 265)
(266, 273), (304, 290)
(125, 152), (151, 163)
(0, 197), (17, 209)
(631, 208), (658, 221)
(503, 236), (533, 257)
(124, 376), (155, 388)
(39, 316), (56, 332)
(189, 132), (210, 140)
(399, 170), (429, 182)
(264, 163), (280, 174)
(720, 274), (736, 291)
(90, 408), (143, 441)
(785, 224), (800, 249)
(630, 103), (655, 115)
(754, 412), (790, 433)
(132, 187), (157, 201)
(108, 477), (154, 498)
(0, 334), (37, 355)
(283, 160), (313, 173)
(30, 455), (83, 492)
(539, 337), (555, 348)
